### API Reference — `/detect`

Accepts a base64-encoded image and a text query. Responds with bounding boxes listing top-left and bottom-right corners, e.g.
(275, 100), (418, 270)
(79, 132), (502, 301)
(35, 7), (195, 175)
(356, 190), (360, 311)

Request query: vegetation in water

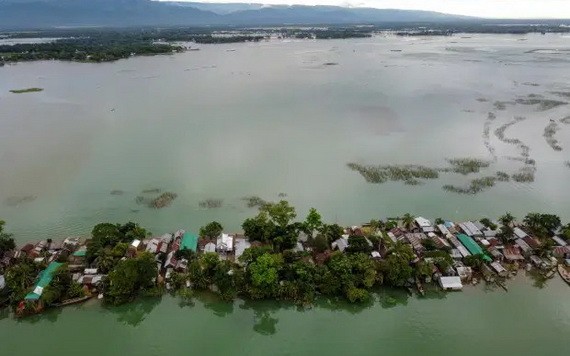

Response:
(9, 88), (43, 94)
(446, 158), (491, 175)
(560, 116), (570, 124)
(110, 190), (124, 196)
(443, 176), (498, 194)
(346, 163), (440, 185)
(199, 199), (223, 209)
(149, 192), (177, 209)
(242, 196), (269, 209)
(543, 121), (562, 151)
(515, 97), (567, 111)
(4, 195), (37, 206)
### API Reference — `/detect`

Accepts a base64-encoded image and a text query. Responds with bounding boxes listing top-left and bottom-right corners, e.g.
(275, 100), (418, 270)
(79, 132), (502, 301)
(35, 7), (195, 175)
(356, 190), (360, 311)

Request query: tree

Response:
(311, 234), (330, 253)
(242, 212), (274, 243)
(497, 225), (514, 244)
(105, 252), (157, 305)
(499, 212), (515, 227)
(199, 221), (223, 239)
(402, 213), (415, 230)
(562, 224), (570, 242)
(41, 264), (74, 306)
(480, 218), (497, 230)
(304, 208), (322, 235)
(421, 238), (438, 251)
(523, 213), (561, 238)
(380, 242), (415, 287)
(4, 258), (41, 305)
(435, 218), (445, 225)
(261, 200), (296, 228)
(464, 254), (486, 270)
(0, 220), (15, 258)
(345, 235), (372, 254)
(246, 253), (282, 299)
(88, 222), (149, 263)
(320, 224), (344, 244)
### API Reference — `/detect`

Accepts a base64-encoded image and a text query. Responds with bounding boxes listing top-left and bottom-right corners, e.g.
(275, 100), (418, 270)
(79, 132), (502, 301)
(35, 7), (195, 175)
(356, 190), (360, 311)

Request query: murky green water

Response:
(0, 275), (568, 356)
(1, 34), (570, 355)
(1, 34), (570, 241)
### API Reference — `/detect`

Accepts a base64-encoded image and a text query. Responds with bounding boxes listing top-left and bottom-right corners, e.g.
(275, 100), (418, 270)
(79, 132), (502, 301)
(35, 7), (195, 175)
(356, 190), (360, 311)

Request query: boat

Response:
(558, 264), (570, 285)
(54, 296), (92, 307)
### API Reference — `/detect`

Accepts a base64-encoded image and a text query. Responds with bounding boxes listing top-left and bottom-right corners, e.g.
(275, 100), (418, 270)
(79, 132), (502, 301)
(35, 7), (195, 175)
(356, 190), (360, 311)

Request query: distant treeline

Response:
(1, 23), (569, 64)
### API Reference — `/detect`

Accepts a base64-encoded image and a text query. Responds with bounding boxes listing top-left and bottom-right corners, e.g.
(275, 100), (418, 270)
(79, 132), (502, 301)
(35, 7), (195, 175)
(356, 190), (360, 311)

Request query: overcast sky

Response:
(165, 0), (570, 19)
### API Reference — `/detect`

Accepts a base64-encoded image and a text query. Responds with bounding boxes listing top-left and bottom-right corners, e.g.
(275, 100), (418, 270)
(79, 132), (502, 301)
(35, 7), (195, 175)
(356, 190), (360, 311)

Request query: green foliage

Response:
(345, 235), (372, 254)
(311, 234), (330, 253)
(0, 220), (16, 258)
(104, 252), (157, 305)
(320, 224), (344, 243)
(435, 218), (445, 225)
(199, 221), (223, 239)
(4, 258), (42, 305)
(242, 212), (273, 243)
(41, 265), (81, 306)
(421, 238), (438, 251)
(174, 248), (196, 261)
(379, 242), (415, 287)
(480, 218), (497, 230)
(499, 212), (515, 227)
(87, 222), (149, 263)
(464, 254), (486, 270)
(402, 213), (415, 230)
(261, 200), (297, 228)
(523, 213), (561, 238)
(246, 253), (282, 299)
(304, 208), (322, 233)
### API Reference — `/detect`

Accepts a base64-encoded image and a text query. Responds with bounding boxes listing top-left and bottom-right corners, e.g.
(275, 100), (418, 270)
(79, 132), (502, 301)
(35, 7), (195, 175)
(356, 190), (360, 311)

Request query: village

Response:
(1, 204), (569, 317)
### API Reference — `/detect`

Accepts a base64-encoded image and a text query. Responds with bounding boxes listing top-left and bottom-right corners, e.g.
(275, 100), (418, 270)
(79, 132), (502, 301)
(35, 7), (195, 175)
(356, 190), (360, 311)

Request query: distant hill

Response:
(0, 0), (473, 29)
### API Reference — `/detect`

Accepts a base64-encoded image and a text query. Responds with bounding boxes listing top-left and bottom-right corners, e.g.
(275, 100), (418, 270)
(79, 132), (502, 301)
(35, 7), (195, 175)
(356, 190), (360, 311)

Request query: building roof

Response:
(216, 233), (234, 251)
(0, 275), (5, 290)
(503, 245), (524, 260)
(515, 238), (532, 253)
(332, 238), (349, 252)
(24, 262), (62, 300)
(415, 217), (432, 228)
(439, 276), (463, 290)
(513, 227), (528, 239)
(72, 249), (86, 257)
(456, 234), (491, 262)
(204, 242), (217, 253)
(131, 239), (141, 248)
(552, 236), (567, 246)
(490, 262), (507, 274)
(234, 238), (251, 261)
(437, 224), (449, 235)
(180, 232), (198, 252)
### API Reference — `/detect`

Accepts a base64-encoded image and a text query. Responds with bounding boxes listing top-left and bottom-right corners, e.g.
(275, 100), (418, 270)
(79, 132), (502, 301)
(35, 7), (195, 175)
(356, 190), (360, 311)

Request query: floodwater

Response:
(1, 34), (570, 356)
(0, 274), (568, 356)
(1, 34), (570, 242)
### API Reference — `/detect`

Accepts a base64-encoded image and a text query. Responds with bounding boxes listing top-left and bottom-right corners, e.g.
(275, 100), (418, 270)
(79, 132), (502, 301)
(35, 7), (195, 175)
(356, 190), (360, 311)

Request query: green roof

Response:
(72, 250), (86, 257)
(457, 234), (492, 262)
(25, 262), (63, 300)
(180, 232), (198, 252)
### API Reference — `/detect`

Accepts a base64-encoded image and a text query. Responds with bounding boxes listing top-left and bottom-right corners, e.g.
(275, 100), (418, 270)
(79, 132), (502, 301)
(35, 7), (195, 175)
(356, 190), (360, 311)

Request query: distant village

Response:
(0, 203), (569, 317)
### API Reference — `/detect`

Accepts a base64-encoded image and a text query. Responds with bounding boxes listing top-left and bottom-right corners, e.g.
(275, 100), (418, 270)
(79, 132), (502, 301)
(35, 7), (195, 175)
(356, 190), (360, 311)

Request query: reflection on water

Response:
(106, 296), (163, 327)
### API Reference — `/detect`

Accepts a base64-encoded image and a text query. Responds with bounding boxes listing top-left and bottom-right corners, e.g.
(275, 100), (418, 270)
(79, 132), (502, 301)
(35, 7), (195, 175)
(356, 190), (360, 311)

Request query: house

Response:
(164, 251), (177, 269)
(552, 236), (567, 246)
(456, 266), (473, 281)
(447, 234), (471, 258)
(553, 246), (570, 258)
(179, 232), (198, 252)
(371, 251), (381, 259)
(78, 274), (104, 287)
(405, 233), (426, 254)
(216, 233), (234, 253)
(515, 238), (532, 255)
(456, 234), (491, 262)
(439, 276), (463, 291)
(490, 262), (508, 277)
(523, 236), (541, 250)
(458, 222), (482, 237)
(145, 238), (161, 254)
(24, 261), (63, 301)
(513, 227), (528, 239)
(204, 242), (217, 253)
(437, 224), (450, 235)
(502, 245), (524, 261)
(449, 249), (463, 260)
(415, 217), (435, 233)
(234, 238), (251, 262)
(293, 242), (304, 253)
(332, 237), (349, 252)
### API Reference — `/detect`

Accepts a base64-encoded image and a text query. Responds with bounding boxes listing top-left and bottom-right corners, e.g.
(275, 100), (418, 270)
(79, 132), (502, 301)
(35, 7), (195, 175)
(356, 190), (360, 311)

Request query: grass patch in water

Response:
(543, 121), (562, 151)
(199, 199), (223, 209)
(347, 163), (440, 184)
(447, 158), (491, 175)
(242, 196), (269, 209)
(9, 87), (43, 94)
(443, 176), (497, 194)
(515, 98), (567, 111)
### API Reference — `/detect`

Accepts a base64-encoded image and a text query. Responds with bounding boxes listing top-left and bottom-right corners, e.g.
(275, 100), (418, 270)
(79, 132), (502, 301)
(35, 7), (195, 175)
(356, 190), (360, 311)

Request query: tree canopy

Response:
(199, 221), (223, 239)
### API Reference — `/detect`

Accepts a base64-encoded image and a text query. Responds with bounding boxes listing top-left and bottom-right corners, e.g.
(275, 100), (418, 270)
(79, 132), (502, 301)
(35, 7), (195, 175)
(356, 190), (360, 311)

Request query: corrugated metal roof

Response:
(456, 234), (491, 261)
(180, 232), (198, 252)
(24, 261), (62, 300)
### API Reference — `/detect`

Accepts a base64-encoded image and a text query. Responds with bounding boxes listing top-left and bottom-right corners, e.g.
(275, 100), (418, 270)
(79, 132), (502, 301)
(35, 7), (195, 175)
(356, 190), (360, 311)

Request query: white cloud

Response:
(163, 0), (570, 18)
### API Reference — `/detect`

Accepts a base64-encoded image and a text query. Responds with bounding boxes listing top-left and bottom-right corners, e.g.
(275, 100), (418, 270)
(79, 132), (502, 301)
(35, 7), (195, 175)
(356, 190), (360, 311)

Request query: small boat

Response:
(54, 296), (92, 307)
(558, 265), (570, 285)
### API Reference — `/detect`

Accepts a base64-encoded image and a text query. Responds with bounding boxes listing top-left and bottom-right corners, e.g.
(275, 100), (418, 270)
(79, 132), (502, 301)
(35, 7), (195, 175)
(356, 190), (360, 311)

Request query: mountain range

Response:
(0, 0), (472, 29)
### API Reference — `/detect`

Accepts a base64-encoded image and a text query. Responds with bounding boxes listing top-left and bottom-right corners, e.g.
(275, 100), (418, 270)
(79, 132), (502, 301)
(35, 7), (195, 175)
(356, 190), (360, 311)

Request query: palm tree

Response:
(523, 213), (542, 234)
(402, 213), (415, 230)
(499, 212), (515, 227)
